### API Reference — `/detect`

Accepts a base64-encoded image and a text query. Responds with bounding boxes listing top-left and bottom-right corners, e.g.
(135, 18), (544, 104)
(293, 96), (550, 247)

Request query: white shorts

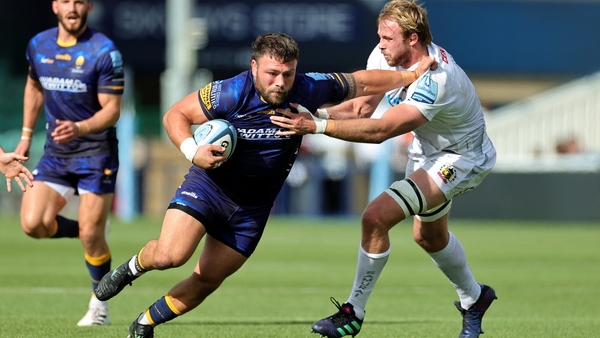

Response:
(384, 150), (494, 222)
(406, 150), (496, 201)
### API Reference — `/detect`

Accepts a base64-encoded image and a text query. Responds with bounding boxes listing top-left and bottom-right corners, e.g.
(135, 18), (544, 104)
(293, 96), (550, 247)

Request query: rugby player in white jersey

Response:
(271, 1), (497, 337)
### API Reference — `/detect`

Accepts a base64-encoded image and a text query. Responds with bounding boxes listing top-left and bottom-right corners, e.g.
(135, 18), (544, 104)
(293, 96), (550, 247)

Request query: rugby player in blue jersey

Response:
(14, 0), (124, 326)
(94, 32), (433, 337)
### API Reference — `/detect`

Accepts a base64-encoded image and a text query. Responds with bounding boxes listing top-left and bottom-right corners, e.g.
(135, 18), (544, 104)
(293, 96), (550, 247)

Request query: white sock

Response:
(89, 294), (108, 308)
(428, 231), (481, 309)
(138, 312), (152, 325)
(128, 255), (146, 277)
(346, 243), (391, 319)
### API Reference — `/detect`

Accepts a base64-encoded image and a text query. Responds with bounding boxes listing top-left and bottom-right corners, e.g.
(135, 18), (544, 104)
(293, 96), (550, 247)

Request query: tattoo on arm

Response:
(342, 73), (357, 100)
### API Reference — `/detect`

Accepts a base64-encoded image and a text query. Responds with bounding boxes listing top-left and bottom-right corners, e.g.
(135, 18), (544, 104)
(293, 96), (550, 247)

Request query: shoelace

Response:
(326, 297), (355, 326)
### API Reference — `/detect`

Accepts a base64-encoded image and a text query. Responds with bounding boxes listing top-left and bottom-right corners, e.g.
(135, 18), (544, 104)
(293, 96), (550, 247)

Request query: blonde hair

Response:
(377, 0), (433, 46)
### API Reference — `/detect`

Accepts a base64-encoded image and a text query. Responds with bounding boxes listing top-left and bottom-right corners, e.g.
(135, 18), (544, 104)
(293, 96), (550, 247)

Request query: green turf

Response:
(1, 215), (599, 337)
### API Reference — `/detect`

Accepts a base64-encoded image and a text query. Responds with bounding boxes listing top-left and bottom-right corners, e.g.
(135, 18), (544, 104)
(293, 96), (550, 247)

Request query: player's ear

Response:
(408, 32), (419, 46)
(251, 59), (258, 77)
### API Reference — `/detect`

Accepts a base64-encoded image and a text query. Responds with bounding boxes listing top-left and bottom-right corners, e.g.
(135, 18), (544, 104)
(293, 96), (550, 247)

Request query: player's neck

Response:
(407, 47), (429, 69)
(56, 26), (87, 47)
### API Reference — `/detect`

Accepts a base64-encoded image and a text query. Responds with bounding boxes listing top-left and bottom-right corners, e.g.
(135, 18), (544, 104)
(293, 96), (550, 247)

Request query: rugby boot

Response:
(76, 305), (111, 326)
(95, 259), (138, 301)
(454, 284), (497, 338)
(127, 317), (154, 338)
(311, 297), (363, 338)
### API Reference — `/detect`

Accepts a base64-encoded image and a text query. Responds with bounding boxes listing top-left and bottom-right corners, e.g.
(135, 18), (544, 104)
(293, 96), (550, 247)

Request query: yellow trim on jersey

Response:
(57, 38), (77, 48)
(85, 250), (112, 266)
(99, 85), (125, 90)
(165, 295), (183, 315)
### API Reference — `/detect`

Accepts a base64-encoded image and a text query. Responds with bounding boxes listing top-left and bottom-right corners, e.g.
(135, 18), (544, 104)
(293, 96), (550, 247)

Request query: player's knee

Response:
(20, 216), (48, 238)
(21, 227), (47, 239)
(78, 229), (101, 248)
(361, 206), (389, 235)
(412, 230), (430, 248)
(412, 226), (449, 252)
(152, 252), (187, 270)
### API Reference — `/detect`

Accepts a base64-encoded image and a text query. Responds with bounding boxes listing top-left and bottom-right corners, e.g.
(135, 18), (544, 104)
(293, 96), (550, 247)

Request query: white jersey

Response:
(367, 43), (495, 165)
(367, 43), (496, 201)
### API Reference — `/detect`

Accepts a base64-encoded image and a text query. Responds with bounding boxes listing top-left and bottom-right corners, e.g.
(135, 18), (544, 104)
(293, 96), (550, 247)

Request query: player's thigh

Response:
(406, 168), (447, 209)
(154, 208), (207, 265)
(20, 181), (67, 227)
(78, 192), (112, 228)
(196, 234), (248, 283)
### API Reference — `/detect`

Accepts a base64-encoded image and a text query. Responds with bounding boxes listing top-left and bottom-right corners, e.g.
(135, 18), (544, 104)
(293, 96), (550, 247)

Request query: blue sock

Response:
(51, 215), (79, 238)
(86, 251), (112, 293)
(140, 295), (182, 326)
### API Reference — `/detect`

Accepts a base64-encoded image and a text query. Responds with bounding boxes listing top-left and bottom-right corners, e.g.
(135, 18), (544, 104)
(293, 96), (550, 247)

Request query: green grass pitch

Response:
(1, 214), (599, 337)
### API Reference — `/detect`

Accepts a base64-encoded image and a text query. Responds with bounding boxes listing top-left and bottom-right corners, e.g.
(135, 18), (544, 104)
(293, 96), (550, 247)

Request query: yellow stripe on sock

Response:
(84, 250), (112, 266)
(165, 295), (183, 315)
(137, 247), (146, 270)
(145, 308), (155, 325)
(49, 220), (58, 238)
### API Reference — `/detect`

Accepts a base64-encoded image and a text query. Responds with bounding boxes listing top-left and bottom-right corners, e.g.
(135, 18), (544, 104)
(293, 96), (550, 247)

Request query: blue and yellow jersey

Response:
(26, 27), (124, 157)
(196, 69), (352, 205)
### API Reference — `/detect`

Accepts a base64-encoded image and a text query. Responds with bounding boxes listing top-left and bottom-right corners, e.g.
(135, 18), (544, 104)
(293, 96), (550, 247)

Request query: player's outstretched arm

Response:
(351, 55), (436, 98)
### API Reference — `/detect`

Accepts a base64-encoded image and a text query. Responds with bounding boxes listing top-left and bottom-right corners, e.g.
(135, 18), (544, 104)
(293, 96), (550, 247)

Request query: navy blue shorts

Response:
(168, 168), (272, 258)
(33, 153), (119, 194)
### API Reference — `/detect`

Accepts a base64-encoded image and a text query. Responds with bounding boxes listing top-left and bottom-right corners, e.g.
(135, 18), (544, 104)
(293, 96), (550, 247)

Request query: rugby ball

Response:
(193, 119), (237, 168)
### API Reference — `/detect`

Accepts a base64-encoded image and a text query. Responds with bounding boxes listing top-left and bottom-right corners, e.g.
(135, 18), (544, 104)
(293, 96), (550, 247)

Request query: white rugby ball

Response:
(193, 119), (237, 168)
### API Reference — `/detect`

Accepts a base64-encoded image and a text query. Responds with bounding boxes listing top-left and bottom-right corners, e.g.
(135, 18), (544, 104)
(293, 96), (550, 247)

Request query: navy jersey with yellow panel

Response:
(26, 27), (124, 158)
(169, 69), (353, 257)
(198, 70), (352, 206)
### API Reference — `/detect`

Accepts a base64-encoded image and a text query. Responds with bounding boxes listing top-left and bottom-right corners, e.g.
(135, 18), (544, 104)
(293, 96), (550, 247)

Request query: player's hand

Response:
(1, 153), (34, 192)
(271, 103), (319, 136)
(417, 55), (438, 76)
(192, 144), (228, 169)
(51, 119), (79, 144)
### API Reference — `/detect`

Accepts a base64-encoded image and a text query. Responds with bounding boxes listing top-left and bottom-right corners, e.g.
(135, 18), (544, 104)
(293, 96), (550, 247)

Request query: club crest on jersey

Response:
(76, 56), (85, 68)
(71, 55), (85, 74)
(437, 164), (456, 184)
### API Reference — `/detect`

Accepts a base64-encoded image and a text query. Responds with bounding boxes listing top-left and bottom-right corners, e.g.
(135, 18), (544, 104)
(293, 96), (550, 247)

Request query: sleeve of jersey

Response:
(197, 78), (239, 120)
(404, 72), (448, 120)
(97, 48), (125, 95)
(304, 72), (351, 105)
(25, 40), (38, 81)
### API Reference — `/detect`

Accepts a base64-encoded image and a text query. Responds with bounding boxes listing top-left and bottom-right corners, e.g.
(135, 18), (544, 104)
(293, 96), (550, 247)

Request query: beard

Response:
(383, 50), (410, 68)
(58, 10), (88, 36)
(254, 79), (290, 106)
